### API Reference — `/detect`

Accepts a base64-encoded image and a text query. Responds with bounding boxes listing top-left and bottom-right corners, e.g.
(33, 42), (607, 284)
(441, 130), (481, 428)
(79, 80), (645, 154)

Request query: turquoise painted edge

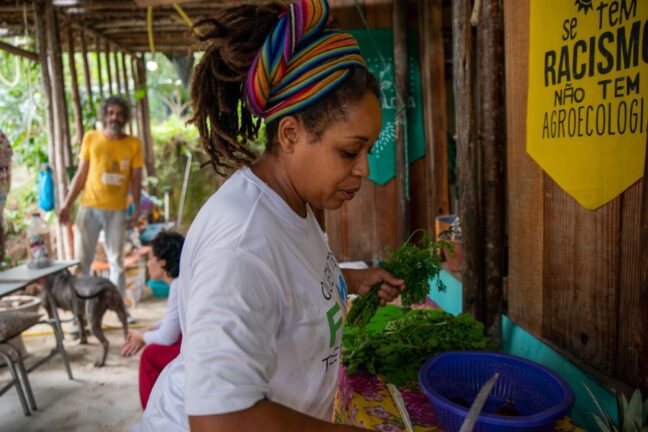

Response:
(428, 270), (619, 430)
(428, 270), (463, 316)
(501, 315), (618, 430)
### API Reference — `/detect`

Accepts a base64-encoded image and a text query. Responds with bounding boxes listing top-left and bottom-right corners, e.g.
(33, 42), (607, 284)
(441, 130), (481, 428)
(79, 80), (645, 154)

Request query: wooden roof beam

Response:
(57, 12), (135, 55)
(0, 39), (38, 61)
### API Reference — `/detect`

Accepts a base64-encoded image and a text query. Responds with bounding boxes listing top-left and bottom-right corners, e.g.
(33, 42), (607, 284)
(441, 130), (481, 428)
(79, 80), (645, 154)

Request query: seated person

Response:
(121, 231), (184, 410)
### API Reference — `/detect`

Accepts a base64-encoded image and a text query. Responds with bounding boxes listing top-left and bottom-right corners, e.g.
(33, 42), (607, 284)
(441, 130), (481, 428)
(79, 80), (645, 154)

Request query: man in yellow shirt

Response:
(60, 95), (143, 305)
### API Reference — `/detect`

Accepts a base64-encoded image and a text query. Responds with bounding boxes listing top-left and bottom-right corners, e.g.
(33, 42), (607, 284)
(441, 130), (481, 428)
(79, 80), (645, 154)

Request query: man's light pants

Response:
(75, 206), (127, 298)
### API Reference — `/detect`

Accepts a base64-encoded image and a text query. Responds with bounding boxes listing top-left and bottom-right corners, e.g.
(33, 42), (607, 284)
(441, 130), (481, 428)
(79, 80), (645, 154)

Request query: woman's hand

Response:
(121, 329), (146, 357)
(342, 268), (405, 305)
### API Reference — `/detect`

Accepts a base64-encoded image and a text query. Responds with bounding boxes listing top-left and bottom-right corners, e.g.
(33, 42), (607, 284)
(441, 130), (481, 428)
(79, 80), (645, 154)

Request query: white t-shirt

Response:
(141, 167), (348, 431)
(143, 279), (180, 346)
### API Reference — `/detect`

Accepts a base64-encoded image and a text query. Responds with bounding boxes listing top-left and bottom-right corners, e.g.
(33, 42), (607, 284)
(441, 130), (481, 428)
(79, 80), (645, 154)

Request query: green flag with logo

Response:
(349, 29), (425, 185)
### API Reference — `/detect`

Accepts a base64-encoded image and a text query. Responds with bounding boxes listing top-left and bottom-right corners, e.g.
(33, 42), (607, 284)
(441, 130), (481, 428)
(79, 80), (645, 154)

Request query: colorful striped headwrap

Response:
(244, 0), (366, 123)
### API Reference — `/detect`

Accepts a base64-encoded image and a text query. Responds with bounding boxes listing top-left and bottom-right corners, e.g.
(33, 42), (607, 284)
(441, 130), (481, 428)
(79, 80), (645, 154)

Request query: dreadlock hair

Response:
(190, 3), (380, 175)
(151, 231), (185, 279)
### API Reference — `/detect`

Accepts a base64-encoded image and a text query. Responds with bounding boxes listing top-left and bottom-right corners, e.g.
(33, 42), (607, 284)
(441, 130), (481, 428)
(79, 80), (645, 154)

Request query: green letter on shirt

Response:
(326, 303), (343, 348)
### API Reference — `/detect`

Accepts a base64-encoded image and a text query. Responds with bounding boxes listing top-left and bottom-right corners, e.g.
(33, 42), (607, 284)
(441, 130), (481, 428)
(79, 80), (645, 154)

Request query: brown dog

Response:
(44, 270), (128, 367)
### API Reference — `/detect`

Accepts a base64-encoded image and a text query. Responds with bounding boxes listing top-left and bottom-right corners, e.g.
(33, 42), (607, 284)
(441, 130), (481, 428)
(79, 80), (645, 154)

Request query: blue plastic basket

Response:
(419, 351), (573, 432)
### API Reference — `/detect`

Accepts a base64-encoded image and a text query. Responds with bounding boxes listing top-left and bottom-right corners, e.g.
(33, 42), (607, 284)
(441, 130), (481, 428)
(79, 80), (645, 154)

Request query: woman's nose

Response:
(351, 153), (370, 178)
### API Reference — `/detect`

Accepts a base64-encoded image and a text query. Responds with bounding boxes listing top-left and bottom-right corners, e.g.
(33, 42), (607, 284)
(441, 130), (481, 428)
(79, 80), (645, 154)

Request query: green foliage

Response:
(151, 115), (223, 231)
(585, 384), (648, 432)
(342, 306), (490, 386)
(0, 49), (48, 167)
(144, 53), (191, 121)
(347, 230), (451, 328)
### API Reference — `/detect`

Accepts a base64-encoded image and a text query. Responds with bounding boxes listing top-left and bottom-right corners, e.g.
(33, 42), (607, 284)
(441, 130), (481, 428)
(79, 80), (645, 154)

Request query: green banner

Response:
(349, 29), (425, 186)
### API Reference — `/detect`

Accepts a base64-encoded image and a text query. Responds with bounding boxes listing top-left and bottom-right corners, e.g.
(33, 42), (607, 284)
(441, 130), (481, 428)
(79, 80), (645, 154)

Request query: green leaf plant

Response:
(584, 384), (648, 432)
(346, 229), (452, 328)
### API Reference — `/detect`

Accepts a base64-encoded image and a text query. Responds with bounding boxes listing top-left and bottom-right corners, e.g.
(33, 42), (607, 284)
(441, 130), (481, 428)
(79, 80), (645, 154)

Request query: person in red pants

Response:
(121, 231), (184, 409)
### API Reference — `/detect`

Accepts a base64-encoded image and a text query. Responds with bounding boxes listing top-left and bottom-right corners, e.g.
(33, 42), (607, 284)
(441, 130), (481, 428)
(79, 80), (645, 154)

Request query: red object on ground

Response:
(139, 335), (182, 410)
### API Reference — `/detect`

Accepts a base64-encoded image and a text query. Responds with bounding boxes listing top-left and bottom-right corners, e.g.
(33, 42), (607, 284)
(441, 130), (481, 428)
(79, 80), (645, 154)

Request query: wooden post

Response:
(131, 56), (141, 138)
(67, 25), (85, 154)
(640, 135), (648, 395)
(104, 39), (113, 96)
(134, 57), (157, 179)
(113, 49), (123, 94)
(418, 0), (450, 224)
(121, 52), (130, 96)
(95, 35), (105, 102)
(393, 0), (409, 244)
(121, 52), (133, 134)
(478, 0), (506, 336)
(33, 0), (55, 168)
(79, 28), (93, 117)
(45, 3), (73, 260)
(34, 0), (64, 261)
(453, 0), (483, 321)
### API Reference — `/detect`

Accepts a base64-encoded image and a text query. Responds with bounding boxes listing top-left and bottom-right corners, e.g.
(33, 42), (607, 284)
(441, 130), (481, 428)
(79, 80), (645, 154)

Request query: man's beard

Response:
(108, 121), (124, 132)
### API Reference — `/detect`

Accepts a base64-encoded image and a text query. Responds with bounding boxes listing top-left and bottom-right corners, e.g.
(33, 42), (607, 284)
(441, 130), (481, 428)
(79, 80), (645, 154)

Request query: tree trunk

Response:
(95, 35), (105, 102)
(453, 0), (483, 321)
(478, 0), (506, 338)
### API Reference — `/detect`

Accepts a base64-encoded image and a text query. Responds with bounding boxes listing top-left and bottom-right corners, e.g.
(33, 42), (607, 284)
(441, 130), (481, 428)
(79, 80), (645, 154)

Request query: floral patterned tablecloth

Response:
(332, 364), (585, 432)
(334, 365), (441, 432)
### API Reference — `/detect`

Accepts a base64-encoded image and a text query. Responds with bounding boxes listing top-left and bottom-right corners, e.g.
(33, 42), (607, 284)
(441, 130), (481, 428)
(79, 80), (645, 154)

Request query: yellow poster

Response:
(527, 0), (647, 210)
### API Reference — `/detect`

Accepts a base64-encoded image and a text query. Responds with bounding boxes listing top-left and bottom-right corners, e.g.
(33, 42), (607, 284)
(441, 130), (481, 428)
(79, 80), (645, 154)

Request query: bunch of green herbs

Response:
(346, 231), (449, 328)
(342, 307), (490, 386)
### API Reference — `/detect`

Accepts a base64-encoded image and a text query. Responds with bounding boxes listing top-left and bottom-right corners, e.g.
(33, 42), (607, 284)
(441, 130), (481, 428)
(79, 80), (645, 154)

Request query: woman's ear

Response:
(276, 116), (301, 153)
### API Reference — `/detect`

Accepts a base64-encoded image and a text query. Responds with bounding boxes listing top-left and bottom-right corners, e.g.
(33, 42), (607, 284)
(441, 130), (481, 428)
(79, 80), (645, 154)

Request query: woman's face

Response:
(147, 254), (166, 281)
(287, 92), (382, 210)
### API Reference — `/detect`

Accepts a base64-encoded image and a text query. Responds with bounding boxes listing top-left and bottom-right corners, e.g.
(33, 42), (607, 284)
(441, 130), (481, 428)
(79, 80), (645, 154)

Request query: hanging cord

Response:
(352, 0), (410, 201)
(147, 6), (156, 54)
(0, 55), (20, 87)
(172, 3), (201, 36)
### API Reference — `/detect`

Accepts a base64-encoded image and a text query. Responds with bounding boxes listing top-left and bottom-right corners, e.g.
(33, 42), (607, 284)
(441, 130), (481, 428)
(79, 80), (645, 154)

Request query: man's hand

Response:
(121, 329), (146, 357)
(343, 268), (405, 306)
(59, 205), (72, 225)
(130, 207), (140, 228)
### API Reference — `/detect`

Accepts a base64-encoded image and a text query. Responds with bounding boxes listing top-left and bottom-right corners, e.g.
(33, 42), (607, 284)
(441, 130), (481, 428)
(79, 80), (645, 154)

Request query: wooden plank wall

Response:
(503, 0), (544, 335)
(504, 0), (642, 386)
(326, 0), (448, 262)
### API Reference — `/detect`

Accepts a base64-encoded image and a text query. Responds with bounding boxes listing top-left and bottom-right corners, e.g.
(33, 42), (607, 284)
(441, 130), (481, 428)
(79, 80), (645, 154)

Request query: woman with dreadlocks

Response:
(141, 0), (404, 430)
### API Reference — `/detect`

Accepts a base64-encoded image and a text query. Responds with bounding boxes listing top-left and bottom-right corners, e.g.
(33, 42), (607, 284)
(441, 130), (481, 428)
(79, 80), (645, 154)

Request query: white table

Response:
(0, 281), (28, 298)
(0, 260), (80, 393)
(0, 261), (80, 283)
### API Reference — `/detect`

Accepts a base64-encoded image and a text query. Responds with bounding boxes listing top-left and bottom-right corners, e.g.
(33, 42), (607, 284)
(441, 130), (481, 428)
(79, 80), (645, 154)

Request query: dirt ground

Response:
(0, 295), (167, 432)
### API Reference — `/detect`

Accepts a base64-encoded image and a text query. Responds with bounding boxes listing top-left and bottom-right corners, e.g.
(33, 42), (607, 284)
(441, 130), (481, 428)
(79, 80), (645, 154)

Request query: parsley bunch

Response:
(346, 231), (449, 328)
(342, 308), (490, 386)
